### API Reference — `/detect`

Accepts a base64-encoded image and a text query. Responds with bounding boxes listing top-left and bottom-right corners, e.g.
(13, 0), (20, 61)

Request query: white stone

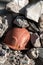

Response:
(26, 1), (41, 22)
(6, 0), (29, 13)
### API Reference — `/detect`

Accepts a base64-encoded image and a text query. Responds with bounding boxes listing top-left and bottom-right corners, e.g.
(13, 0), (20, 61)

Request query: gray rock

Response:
(27, 48), (39, 59)
(0, 14), (13, 37)
(31, 33), (41, 47)
(6, 0), (29, 13)
(13, 16), (29, 27)
(0, 49), (9, 64)
(0, 16), (8, 37)
(28, 22), (39, 32)
(37, 48), (43, 62)
(39, 14), (43, 32)
(40, 33), (43, 47)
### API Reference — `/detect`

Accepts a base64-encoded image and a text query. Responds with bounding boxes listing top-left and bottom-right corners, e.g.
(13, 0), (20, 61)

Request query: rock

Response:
(29, 59), (35, 65)
(25, 1), (42, 22)
(28, 22), (39, 32)
(6, 0), (29, 13)
(13, 16), (29, 27)
(0, 16), (8, 37)
(4, 28), (30, 50)
(27, 48), (39, 59)
(0, 49), (9, 64)
(41, 1), (43, 14)
(31, 33), (41, 47)
(35, 58), (43, 65)
(0, 14), (13, 37)
(37, 48), (43, 62)
(39, 14), (43, 32)
(40, 33), (43, 47)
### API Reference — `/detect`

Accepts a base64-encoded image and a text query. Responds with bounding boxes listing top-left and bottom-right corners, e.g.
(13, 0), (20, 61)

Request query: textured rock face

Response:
(13, 16), (29, 27)
(6, 0), (29, 13)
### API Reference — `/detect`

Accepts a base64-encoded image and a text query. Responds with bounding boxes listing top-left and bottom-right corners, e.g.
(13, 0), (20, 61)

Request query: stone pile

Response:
(0, 0), (43, 65)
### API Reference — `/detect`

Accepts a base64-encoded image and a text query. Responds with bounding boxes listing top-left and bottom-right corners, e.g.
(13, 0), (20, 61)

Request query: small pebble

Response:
(27, 48), (39, 59)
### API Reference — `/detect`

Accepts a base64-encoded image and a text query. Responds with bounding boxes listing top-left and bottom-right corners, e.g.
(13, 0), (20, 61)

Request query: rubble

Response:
(0, 0), (43, 65)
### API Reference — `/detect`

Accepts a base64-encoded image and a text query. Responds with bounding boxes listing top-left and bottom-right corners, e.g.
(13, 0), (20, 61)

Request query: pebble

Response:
(0, 16), (8, 37)
(37, 48), (43, 62)
(27, 48), (39, 59)
(0, 14), (13, 37)
(39, 14), (43, 32)
(28, 22), (39, 32)
(4, 28), (30, 50)
(40, 33), (43, 47)
(25, 1), (42, 22)
(13, 16), (29, 27)
(31, 33), (41, 47)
